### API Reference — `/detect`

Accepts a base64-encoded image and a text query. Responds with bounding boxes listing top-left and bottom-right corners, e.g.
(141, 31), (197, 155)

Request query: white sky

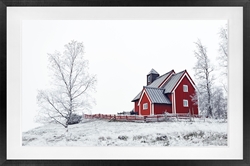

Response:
(22, 20), (227, 131)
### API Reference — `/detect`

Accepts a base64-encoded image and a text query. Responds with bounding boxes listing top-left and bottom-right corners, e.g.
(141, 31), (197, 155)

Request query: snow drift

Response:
(22, 119), (227, 147)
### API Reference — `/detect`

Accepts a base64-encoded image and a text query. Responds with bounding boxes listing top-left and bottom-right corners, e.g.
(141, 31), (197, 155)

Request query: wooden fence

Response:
(83, 113), (202, 122)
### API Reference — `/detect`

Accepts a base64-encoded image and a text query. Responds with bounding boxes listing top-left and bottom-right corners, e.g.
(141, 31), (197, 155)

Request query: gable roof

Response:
(147, 70), (174, 88)
(132, 70), (173, 102)
(161, 70), (186, 93)
(144, 87), (171, 104)
(132, 91), (142, 102)
(132, 69), (193, 102)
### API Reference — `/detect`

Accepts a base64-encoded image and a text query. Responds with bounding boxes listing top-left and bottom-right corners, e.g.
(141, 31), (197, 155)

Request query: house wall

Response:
(154, 104), (172, 114)
(167, 94), (172, 102)
(139, 92), (151, 116)
(174, 75), (198, 114)
(134, 100), (139, 114)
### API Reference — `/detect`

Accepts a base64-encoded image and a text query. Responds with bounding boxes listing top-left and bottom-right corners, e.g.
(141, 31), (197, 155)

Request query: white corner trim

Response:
(159, 71), (175, 88)
(172, 93), (174, 113)
(152, 103), (154, 115)
(172, 73), (196, 92)
(137, 89), (152, 115)
(173, 91), (176, 114)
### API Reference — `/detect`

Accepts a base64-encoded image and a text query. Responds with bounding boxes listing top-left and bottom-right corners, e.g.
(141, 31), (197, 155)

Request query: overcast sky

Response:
(22, 20), (227, 131)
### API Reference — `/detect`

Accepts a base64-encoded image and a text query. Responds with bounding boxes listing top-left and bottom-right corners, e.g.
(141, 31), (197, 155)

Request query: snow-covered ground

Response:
(22, 118), (227, 147)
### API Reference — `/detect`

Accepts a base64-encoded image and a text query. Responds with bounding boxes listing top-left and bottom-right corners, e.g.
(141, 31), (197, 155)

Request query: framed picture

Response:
(2, 1), (249, 166)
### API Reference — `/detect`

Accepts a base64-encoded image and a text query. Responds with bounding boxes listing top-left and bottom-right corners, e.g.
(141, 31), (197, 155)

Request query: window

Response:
(183, 100), (188, 107)
(147, 75), (151, 82)
(143, 103), (148, 110)
(183, 85), (188, 92)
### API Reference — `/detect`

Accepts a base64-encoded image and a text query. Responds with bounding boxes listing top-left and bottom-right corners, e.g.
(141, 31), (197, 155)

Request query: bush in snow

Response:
(68, 114), (82, 125)
(156, 135), (168, 141)
(133, 135), (147, 140)
(184, 131), (205, 140)
(118, 135), (128, 141)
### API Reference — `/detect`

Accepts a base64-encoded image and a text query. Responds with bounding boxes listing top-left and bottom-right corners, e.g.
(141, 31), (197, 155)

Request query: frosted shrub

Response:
(118, 135), (128, 141)
(68, 114), (82, 125)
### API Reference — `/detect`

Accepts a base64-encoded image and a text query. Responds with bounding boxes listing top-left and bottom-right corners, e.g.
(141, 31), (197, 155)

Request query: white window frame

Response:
(183, 99), (188, 107)
(143, 103), (148, 110)
(183, 85), (188, 92)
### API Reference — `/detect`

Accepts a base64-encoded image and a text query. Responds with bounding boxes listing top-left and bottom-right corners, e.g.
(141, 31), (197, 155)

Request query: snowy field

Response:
(22, 119), (227, 147)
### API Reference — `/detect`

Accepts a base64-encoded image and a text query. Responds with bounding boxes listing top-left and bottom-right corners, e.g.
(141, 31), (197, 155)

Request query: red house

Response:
(132, 69), (198, 116)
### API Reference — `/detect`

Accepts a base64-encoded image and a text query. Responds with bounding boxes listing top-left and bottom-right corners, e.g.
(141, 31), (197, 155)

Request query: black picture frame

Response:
(1, 0), (249, 166)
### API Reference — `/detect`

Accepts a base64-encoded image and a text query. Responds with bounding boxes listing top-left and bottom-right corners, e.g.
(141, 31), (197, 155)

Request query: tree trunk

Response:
(65, 124), (68, 133)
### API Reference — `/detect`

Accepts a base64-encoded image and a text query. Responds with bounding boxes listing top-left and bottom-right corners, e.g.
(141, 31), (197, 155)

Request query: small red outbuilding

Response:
(132, 69), (198, 116)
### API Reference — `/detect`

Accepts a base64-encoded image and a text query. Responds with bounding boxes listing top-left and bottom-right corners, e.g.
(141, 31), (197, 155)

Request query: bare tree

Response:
(216, 24), (228, 119)
(218, 24), (228, 72)
(193, 39), (214, 118)
(36, 40), (96, 131)
(218, 24), (228, 93)
(190, 89), (204, 116)
(212, 86), (227, 119)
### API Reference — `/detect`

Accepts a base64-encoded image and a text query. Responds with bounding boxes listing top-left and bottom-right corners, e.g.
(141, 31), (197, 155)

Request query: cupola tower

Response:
(147, 68), (159, 85)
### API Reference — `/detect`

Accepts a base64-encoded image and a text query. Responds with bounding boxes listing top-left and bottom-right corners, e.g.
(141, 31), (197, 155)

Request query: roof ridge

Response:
(172, 70), (186, 75)
(155, 69), (174, 79)
(143, 86), (165, 90)
(164, 70), (185, 83)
